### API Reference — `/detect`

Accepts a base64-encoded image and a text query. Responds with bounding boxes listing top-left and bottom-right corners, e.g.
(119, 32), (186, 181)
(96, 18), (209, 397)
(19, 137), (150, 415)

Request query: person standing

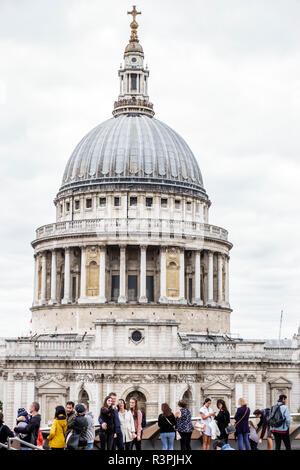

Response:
(129, 398), (142, 450)
(253, 408), (273, 450)
(158, 403), (176, 450)
(84, 406), (95, 451)
(99, 396), (116, 450)
(200, 398), (215, 450)
(47, 406), (67, 451)
(269, 394), (291, 450)
(0, 412), (14, 450)
(117, 399), (136, 450)
(234, 398), (250, 450)
(67, 404), (88, 450)
(14, 402), (41, 450)
(215, 399), (230, 443)
(65, 401), (76, 439)
(174, 400), (194, 451)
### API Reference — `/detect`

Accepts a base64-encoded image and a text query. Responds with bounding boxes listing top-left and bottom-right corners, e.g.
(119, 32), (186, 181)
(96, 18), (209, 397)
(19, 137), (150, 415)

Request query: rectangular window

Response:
(111, 275), (120, 301)
(60, 204), (63, 215)
(146, 197), (153, 207)
(99, 197), (106, 207)
(188, 278), (193, 303)
(175, 199), (181, 209)
(146, 275), (154, 302)
(114, 197), (121, 207)
(186, 201), (192, 211)
(75, 200), (80, 210)
(131, 74), (137, 90)
(66, 202), (70, 212)
(86, 198), (92, 209)
(72, 277), (76, 303)
(196, 203), (200, 213)
(161, 198), (168, 208)
(130, 197), (137, 206)
(128, 275), (138, 301)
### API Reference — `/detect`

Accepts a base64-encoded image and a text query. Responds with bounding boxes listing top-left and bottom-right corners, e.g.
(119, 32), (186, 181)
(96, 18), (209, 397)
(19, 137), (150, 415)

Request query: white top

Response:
(200, 405), (214, 436)
(118, 410), (136, 443)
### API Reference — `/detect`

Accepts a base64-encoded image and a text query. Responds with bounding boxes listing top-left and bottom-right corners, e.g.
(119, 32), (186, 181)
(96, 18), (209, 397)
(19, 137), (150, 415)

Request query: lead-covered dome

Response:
(59, 114), (207, 198)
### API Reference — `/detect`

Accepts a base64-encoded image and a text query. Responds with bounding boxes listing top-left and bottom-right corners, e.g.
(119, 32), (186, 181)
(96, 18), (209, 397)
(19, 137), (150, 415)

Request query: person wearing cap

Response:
(67, 404), (88, 450)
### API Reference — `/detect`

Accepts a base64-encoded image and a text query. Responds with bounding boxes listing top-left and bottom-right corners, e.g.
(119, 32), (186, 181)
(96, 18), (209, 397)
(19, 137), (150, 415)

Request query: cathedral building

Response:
(0, 8), (299, 427)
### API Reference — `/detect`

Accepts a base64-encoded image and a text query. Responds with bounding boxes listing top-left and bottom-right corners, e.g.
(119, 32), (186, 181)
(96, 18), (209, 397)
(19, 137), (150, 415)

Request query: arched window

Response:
(182, 389), (192, 409)
(78, 389), (89, 410)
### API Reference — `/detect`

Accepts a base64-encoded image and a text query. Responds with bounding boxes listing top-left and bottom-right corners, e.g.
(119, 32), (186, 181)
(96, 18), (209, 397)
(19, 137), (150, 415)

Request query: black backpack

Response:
(267, 404), (285, 428)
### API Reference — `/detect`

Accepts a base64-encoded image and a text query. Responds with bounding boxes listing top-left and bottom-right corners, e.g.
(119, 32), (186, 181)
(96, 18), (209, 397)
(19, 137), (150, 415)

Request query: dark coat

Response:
(68, 414), (88, 437)
(234, 405), (250, 434)
(215, 409), (230, 438)
(14, 413), (41, 446)
(0, 423), (14, 449)
(99, 406), (116, 433)
(158, 413), (176, 434)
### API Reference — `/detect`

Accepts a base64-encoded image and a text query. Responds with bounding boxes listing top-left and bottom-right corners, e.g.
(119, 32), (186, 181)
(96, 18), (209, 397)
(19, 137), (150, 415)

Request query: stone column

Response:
(78, 246), (86, 303)
(207, 251), (216, 307)
(193, 250), (203, 305)
(179, 248), (187, 303)
(99, 246), (107, 303)
(49, 250), (57, 305)
(33, 254), (39, 306)
(118, 245), (127, 303)
(225, 256), (230, 307)
(139, 245), (147, 303)
(40, 252), (47, 305)
(159, 246), (167, 303)
(62, 248), (71, 304)
(217, 253), (223, 306)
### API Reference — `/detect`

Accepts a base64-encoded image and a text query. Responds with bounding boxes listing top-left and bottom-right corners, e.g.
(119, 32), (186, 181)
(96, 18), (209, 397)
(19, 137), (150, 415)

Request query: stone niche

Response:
(166, 247), (180, 298)
(36, 378), (69, 426)
(201, 378), (234, 412)
(268, 376), (292, 405)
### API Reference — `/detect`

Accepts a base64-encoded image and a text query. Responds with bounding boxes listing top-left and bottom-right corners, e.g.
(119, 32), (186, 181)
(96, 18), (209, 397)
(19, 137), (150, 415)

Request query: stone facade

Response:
(0, 9), (299, 429)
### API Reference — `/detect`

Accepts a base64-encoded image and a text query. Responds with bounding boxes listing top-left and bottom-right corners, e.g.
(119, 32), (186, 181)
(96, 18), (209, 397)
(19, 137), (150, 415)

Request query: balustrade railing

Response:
(35, 218), (229, 242)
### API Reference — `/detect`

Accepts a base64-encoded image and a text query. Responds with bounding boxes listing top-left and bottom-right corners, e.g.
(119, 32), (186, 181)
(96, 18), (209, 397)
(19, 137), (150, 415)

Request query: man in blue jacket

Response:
(98, 392), (124, 450)
(269, 394), (291, 450)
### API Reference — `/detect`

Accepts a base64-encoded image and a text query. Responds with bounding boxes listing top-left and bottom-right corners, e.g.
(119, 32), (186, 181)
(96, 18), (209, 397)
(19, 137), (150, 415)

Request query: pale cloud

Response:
(0, 0), (299, 339)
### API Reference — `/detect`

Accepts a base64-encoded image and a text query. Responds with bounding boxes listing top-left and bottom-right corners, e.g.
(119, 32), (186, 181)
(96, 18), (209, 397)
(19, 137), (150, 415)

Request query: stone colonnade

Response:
(33, 246), (230, 307)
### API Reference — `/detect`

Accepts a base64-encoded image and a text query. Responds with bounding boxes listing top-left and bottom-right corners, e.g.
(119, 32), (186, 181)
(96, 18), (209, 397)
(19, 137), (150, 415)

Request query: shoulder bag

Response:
(234, 407), (249, 429)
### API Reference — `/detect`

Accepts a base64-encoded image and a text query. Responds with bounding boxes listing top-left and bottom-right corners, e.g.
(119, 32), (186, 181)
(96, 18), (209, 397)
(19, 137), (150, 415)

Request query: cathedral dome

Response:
(59, 114), (207, 198)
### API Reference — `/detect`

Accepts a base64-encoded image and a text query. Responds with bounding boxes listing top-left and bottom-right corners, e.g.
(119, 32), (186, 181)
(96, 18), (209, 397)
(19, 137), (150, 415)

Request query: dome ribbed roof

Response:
(59, 114), (207, 198)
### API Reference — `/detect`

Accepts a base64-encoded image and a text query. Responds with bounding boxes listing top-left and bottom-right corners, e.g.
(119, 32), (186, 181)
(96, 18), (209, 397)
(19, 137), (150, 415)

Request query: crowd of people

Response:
(0, 392), (292, 451)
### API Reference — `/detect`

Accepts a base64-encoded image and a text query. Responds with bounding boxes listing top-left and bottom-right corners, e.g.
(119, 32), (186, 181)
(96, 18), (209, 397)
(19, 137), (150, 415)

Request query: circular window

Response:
(131, 57), (137, 62)
(131, 330), (142, 342)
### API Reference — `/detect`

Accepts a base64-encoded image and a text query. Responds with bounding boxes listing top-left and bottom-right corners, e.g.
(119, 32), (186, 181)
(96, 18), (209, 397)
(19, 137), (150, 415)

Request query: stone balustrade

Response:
(34, 218), (229, 243)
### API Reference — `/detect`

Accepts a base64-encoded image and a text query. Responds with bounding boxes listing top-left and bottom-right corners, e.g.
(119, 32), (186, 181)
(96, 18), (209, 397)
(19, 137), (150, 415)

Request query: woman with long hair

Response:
(158, 403), (176, 450)
(129, 398), (142, 450)
(234, 398), (250, 450)
(174, 400), (194, 451)
(47, 406), (67, 451)
(199, 398), (215, 450)
(117, 399), (136, 450)
(99, 396), (116, 450)
(0, 412), (14, 450)
(215, 399), (230, 443)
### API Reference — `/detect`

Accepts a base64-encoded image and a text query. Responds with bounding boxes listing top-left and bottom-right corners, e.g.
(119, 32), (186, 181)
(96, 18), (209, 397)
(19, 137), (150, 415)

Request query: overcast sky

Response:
(0, 0), (299, 339)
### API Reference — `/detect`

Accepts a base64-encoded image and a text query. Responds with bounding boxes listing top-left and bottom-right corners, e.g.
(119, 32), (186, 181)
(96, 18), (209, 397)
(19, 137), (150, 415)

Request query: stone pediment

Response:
(37, 377), (68, 392)
(202, 378), (234, 392)
(269, 376), (292, 388)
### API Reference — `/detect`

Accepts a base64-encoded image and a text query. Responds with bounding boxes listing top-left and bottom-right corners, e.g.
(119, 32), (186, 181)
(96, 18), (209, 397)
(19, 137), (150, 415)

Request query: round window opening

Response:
(131, 330), (142, 342)
(131, 57), (137, 62)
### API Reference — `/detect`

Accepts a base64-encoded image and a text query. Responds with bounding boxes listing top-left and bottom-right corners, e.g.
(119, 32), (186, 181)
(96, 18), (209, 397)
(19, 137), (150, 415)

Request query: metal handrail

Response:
(7, 436), (43, 450)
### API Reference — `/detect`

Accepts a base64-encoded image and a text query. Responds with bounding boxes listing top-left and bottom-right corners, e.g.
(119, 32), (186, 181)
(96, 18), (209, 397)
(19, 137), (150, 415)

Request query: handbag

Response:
(66, 431), (80, 450)
(225, 424), (236, 434)
(194, 421), (206, 434)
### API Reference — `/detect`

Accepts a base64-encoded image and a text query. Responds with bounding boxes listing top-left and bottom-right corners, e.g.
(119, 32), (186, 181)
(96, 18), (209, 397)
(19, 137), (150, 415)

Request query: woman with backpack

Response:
(234, 398), (250, 450)
(158, 403), (176, 450)
(99, 396), (117, 450)
(47, 406), (67, 451)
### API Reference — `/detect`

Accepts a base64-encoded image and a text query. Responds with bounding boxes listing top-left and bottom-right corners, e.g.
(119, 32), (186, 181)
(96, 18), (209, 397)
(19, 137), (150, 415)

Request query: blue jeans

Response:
(160, 432), (175, 450)
(237, 432), (251, 450)
(85, 442), (94, 450)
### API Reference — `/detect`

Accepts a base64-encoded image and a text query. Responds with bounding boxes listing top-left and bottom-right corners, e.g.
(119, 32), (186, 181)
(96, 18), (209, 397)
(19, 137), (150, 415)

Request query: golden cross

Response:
(127, 5), (141, 23)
